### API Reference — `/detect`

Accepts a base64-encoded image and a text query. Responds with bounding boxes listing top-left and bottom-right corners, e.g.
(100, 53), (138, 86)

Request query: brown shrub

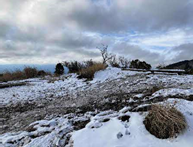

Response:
(1, 71), (13, 81)
(144, 104), (187, 139)
(0, 67), (40, 82)
(12, 70), (26, 80)
(24, 67), (38, 78)
(37, 70), (47, 77)
(78, 63), (106, 80)
(0, 70), (26, 82)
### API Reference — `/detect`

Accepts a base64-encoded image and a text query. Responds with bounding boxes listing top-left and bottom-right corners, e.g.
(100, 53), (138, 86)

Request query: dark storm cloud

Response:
(68, 0), (193, 33)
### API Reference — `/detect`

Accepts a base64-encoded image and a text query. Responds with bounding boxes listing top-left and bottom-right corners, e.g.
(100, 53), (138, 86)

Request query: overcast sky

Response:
(0, 0), (193, 66)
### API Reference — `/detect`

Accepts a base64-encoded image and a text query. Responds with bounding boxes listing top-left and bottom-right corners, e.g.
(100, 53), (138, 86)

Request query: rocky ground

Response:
(0, 68), (193, 147)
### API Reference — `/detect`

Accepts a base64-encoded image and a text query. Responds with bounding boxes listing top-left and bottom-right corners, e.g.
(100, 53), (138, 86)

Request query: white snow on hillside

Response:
(0, 99), (193, 147)
(1, 67), (193, 147)
(92, 67), (140, 83)
(152, 88), (193, 97)
(1, 67), (193, 106)
(0, 74), (86, 105)
(72, 99), (193, 147)
(0, 68), (140, 105)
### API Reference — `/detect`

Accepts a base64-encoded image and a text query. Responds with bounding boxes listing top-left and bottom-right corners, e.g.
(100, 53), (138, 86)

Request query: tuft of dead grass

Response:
(144, 104), (187, 139)
(78, 63), (107, 80)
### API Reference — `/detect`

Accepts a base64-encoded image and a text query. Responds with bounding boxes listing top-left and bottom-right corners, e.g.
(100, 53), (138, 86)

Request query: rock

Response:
(125, 129), (130, 135)
(89, 122), (103, 129)
(72, 118), (90, 130)
(118, 115), (130, 122)
(100, 118), (110, 123)
(117, 132), (123, 139)
(25, 125), (36, 132)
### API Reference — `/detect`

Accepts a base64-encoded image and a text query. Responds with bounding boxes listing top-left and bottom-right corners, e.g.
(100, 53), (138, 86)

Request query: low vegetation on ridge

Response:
(0, 67), (49, 82)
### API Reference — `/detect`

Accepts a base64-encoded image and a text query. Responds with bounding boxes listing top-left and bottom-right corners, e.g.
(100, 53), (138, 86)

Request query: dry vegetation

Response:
(24, 67), (38, 79)
(0, 67), (48, 82)
(0, 70), (26, 82)
(144, 104), (187, 139)
(78, 63), (107, 80)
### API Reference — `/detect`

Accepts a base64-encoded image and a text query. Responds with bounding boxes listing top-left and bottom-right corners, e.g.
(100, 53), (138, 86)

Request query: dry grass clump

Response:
(144, 104), (187, 139)
(78, 63), (107, 80)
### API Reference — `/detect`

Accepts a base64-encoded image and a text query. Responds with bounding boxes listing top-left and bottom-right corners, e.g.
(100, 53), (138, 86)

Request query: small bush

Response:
(13, 70), (26, 80)
(55, 63), (64, 75)
(63, 61), (84, 73)
(130, 59), (151, 70)
(37, 70), (47, 77)
(84, 60), (95, 67)
(63, 60), (96, 73)
(144, 104), (187, 139)
(24, 67), (38, 78)
(78, 63), (106, 80)
(1, 71), (12, 82)
(0, 70), (26, 82)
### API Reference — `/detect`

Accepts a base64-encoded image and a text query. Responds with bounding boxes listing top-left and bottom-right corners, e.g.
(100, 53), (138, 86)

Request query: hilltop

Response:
(165, 59), (193, 70)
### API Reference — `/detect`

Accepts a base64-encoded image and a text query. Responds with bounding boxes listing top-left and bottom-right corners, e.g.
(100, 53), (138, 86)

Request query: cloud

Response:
(2, 0), (193, 33)
(168, 43), (193, 62)
(67, 0), (193, 33)
(0, 0), (193, 65)
(111, 42), (163, 65)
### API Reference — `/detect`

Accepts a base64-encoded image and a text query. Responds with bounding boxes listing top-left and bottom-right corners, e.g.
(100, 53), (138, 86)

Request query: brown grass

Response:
(78, 63), (107, 80)
(144, 104), (187, 139)
(0, 67), (45, 82)
(0, 70), (26, 82)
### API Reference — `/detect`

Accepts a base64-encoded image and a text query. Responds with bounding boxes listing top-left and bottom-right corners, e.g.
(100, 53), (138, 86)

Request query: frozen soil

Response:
(1, 68), (193, 146)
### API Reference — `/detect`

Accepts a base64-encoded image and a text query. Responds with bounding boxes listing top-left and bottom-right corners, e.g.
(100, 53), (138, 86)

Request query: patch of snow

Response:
(72, 99), (193, 147)
(0, 74), (86, 105)
(152, 88), (193, 98)
(92, 67), (139, 83)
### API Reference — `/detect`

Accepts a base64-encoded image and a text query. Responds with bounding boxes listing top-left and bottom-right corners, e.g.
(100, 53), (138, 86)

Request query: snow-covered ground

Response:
(1, 67), (193, 147)
(1, 67), (193, 106)
(0, 99), (193, 147)
(0, 68), (139, 105)
(73, 99), (193, 147)
(0, 74), (86, 105)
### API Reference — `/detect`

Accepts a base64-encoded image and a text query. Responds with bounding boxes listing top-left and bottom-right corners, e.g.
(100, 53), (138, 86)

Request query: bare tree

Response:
(97, 44), (113, 64)
(109, 54), (120, 67)
(119, 56), (130, 68)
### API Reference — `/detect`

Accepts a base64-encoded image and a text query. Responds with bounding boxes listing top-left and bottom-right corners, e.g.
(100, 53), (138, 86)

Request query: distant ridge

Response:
(165, 59), (193, 70)
(0, 64), (55, 73)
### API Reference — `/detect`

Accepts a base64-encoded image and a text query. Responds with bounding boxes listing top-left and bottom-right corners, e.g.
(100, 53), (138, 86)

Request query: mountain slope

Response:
(166, 59), (193, 70)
